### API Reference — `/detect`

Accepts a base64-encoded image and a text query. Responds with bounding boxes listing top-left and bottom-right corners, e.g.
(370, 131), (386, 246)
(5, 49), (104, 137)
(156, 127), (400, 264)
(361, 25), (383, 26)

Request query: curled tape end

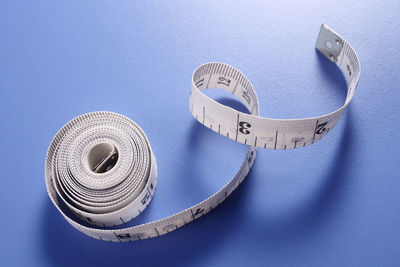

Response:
(315, 24), (343, 62)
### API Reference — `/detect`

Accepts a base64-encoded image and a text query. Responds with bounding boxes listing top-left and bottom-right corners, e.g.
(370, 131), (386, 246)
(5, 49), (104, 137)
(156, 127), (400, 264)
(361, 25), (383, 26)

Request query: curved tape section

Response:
(190, 24), (360, 150)
(45, 24), (360, 242)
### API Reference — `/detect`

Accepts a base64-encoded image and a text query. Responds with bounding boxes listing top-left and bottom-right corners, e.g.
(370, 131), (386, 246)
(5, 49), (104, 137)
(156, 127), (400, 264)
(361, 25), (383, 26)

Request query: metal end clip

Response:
(315, 24), (343, 62)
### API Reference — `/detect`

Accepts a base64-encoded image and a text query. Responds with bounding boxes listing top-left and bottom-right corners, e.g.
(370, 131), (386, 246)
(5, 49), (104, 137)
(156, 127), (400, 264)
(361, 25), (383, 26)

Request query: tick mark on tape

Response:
(312, 120), (319, 144)
(203, 106), (205, 124)
(232, 80), (239, 94)
(274, 131), (278, 150)
(235, 114), (239, 141)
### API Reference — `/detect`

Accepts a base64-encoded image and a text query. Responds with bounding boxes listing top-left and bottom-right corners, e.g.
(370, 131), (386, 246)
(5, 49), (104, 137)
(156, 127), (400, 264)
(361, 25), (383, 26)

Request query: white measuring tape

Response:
(45, 24), (360, 242)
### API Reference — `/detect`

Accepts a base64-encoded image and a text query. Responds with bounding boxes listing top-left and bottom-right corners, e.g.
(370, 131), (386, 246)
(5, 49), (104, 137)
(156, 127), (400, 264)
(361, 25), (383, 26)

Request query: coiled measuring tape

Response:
(45, 24), (360, 242)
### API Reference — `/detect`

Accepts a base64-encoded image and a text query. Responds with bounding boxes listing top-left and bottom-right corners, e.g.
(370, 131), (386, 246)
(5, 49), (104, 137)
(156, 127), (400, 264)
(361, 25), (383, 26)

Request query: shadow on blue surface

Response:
(254, 110), (355, 246)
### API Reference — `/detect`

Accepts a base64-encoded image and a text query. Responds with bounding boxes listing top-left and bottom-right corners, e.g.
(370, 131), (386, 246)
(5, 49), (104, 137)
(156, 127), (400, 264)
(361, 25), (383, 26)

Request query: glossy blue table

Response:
(1, 1), (399, 266)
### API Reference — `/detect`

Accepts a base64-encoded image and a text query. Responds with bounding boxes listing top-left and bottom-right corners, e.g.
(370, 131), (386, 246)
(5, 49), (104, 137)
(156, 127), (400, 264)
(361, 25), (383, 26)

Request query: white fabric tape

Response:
(45, 24), (360, 242)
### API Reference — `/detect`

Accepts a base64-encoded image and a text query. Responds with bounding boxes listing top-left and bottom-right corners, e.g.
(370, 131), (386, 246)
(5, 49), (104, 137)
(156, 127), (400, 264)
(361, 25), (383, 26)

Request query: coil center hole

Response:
(87, 143), (119, 174)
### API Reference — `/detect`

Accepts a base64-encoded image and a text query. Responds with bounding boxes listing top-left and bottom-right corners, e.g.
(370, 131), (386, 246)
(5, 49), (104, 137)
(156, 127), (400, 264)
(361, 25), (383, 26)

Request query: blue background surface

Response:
(1, 1), (399, 266)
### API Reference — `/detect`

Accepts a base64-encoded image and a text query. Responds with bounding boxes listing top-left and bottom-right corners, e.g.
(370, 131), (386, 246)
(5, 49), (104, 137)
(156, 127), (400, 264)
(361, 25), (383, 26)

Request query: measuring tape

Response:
(45, 24), (360, 242)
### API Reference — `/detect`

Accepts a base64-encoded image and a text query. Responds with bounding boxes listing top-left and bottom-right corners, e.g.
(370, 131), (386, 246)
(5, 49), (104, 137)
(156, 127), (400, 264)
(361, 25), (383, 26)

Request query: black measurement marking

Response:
(316, 122), (328, 135)
(347, 64), (352, 76)
(264, 143), (266, 148)
(218, 124), (221, 134)
(284, 145), (287, 149)
(210, 124), (212, 130)
(239, 121), (251, 134)
(120, 217), (125, 224)
(227, 132), (229, 138)
(191, 207), (205, 219)
(141, 192), (150, 205)
(303, 142), (306, 147)
(312, 120), (319, 143)
(254, 137), (258, 147)
(274, 131), (278, 149)
(217, 76), (231, 86)
(155, 228), (160, 236)
(99, 236), (103, 240)
(294, 140), (297, 148)
(195, 78), (204, 88)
